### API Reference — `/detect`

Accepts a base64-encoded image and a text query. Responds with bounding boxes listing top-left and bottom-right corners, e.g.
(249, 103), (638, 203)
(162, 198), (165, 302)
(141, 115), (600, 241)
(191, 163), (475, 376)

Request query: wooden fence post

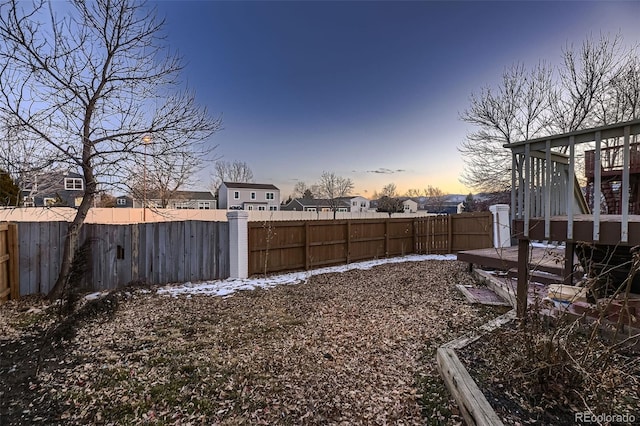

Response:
(448, 215), (453, 253)
(346, 221), (351, 264)
(304, 222), (310, 270)
(384, 219), (389, 257)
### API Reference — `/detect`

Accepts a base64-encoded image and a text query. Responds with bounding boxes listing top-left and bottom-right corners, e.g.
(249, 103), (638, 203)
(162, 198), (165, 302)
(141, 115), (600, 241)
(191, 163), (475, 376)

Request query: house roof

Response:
(222, 182), (279, 190)
(287, 198), (350, 208)
(147, 190), (215, 200)
(334, 196), (367, 201)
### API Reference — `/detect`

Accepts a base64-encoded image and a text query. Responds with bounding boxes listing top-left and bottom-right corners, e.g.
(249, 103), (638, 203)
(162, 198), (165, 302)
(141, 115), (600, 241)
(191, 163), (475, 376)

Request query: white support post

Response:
(622, 125), (631, 243)
(227, 210), (249, 279)
(489, 204), (511, 248)
(593, 131), (601, 242)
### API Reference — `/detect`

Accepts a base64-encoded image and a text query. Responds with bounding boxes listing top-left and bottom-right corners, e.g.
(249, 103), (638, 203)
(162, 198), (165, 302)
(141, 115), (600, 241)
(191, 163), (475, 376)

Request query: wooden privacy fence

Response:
(0, 222), (19, 301)
(248, 212), (493, 276)
(17, 221), (229, 296)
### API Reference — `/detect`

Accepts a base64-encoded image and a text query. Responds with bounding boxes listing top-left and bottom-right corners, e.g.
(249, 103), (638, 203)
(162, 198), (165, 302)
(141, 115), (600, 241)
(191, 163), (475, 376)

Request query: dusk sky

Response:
(153, 1), (640, 198)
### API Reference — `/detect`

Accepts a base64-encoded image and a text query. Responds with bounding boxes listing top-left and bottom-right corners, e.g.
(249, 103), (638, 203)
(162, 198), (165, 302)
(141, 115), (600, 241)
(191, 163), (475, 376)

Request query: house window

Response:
(352, 201), (357, 206)
(176, 202), (190, 209)
(269, 206), (278, 211)
(250, 192), (256, 200)
(44, 197), (57, 207)
(258, 206), (266, 211)
(233, 191), (240, 199)
(338, 207), (348, 212)
(64, 177), (83, 190)
(266, 192), (274, 200)
(361, 202), (366, 207)
(247, 205), (253, 210)
(117, 199), (127, 206)
(23, 196), (34, 207)
(198, 201), (211, 210)
(306, 207), (316, 212)
(74, 197), (83, 207)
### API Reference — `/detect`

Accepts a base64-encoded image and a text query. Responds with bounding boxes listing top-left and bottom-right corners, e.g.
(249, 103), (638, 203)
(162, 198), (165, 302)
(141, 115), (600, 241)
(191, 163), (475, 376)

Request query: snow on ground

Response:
(156, 254), (457, 298)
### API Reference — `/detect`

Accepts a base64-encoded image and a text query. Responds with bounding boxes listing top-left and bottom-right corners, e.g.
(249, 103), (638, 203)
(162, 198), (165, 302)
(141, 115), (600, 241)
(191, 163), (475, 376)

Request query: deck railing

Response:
(505, 119), (640, 243)
(585, 143), (640, 178)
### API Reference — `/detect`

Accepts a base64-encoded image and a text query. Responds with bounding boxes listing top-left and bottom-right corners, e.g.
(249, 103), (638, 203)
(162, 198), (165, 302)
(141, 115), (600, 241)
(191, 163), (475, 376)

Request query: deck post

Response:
(517, 238), (529, 319)
(563, 242), (575, 286)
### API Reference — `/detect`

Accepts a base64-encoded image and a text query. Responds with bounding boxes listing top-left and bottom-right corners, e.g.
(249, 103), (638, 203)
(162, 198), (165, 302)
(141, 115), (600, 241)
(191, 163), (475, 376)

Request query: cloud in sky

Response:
(366, 168), (406, 174)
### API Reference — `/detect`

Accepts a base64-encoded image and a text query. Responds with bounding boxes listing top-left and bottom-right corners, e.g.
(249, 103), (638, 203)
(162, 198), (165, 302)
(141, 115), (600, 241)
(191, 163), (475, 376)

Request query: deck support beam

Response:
(517, 238), (529, 319)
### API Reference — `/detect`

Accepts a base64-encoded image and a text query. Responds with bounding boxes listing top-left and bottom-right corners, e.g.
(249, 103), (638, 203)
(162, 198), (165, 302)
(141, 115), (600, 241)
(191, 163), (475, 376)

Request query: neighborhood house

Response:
(217, 182), (280, 211)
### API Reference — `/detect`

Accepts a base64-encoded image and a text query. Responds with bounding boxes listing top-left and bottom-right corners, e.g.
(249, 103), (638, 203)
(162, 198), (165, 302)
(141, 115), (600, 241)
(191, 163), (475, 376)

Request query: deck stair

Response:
(601, 180), (619, 214)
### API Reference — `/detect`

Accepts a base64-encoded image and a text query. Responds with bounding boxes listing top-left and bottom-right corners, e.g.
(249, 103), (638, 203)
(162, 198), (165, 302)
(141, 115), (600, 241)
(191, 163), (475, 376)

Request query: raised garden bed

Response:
(441, 270), (640, 425)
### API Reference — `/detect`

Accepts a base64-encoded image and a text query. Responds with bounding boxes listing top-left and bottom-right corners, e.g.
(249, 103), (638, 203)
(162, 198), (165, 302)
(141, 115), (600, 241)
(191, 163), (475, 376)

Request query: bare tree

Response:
(376, 196), (403, 217)
(0, 0), (221, 299)
(425, 185), (447, 213)
(292, 181), (320, 199)
(550, 35), (623, 133)
(405, 188), (423, 198)
(128, 143), (202, 208)
(210, 160), (254, 192)
(380, 183), (398, 198)
(316, 171), (354, 219)
(460, 35), (629, 193)
(0, 114), (58, 202)
(459, 62), (552, 192)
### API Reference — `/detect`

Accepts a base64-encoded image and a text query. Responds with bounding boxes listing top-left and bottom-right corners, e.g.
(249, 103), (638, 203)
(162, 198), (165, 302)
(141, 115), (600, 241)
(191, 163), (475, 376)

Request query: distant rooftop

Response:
(222, 182), (279, 190)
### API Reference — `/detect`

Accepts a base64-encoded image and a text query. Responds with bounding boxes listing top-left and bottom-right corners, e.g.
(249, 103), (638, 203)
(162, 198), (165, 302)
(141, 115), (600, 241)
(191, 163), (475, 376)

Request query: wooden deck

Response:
(514, 214), (640, 246)
(457, 246), (567, 277)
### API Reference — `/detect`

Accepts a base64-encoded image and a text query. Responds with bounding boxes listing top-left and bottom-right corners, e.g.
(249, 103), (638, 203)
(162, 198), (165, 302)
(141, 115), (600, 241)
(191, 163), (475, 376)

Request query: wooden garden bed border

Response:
(436, 308), (516, 426)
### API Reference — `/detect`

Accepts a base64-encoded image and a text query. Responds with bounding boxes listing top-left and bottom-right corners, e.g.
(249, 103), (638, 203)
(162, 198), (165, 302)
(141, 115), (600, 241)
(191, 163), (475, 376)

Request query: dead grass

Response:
(1, 260), (505, 425)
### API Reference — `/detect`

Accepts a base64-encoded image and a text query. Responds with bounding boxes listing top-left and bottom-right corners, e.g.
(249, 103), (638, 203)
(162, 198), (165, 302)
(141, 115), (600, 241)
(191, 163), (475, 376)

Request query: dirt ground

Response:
(0, 260), (506, 425)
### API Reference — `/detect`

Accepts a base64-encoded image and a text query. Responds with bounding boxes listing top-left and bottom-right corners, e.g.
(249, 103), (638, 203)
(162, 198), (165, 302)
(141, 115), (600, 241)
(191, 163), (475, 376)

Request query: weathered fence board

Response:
(16, 221), (229, 296)
(249, 213), (493, 276)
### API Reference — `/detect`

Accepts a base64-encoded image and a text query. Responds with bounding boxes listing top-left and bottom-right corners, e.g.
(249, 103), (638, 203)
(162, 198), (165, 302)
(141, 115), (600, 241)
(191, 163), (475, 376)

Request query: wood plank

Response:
(442, 310), (516, 350)
(131, 224), (139, 282)
(437, 347), (504, 426)
(180, 221), (189, 282)
(517, 239), (530, 318)
(190, 221), (199, 282)
(8, 223), (19, 300)
(175, 221), (184, 282)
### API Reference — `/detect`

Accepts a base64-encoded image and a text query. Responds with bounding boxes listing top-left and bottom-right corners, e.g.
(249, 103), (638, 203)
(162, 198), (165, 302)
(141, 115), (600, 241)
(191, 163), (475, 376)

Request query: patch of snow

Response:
(531, 241), (565, 249)
(84, 291), (107, 301)
(157, 254), (457, 298)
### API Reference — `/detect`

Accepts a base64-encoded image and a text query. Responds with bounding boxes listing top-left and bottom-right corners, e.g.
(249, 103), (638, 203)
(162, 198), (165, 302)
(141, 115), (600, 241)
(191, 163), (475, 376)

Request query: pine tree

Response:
(0, 170), (19, 206)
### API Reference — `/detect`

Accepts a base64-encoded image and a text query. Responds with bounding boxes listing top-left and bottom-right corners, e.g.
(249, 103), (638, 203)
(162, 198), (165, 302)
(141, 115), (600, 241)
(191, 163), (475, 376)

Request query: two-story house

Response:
(335, 196), (370, 212)
(217, 182), (280, 211)
(21, 171), (86, 208)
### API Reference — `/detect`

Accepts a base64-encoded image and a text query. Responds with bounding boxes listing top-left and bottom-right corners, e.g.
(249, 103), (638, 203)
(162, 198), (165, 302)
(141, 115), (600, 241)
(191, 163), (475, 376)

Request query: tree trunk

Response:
(47, 138), (97, 300)
(46, 190), (94, 300)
